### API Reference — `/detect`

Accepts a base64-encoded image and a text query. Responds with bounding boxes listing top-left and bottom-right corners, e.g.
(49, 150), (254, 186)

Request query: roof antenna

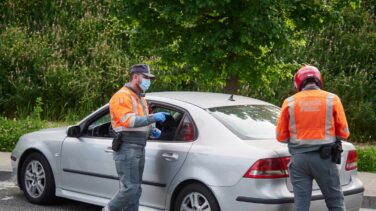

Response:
(228, 94), (235, 101)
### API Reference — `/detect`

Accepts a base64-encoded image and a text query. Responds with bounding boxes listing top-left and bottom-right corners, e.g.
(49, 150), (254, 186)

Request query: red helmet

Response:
(294, 65), (323, 92)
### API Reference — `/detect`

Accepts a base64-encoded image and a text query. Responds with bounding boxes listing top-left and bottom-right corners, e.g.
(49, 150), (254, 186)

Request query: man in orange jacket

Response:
(103, 64), (169, 211)
(276, 65), (350, 211)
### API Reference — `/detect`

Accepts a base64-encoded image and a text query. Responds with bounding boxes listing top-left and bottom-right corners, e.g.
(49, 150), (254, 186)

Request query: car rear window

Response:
(208, 105), (280, 140)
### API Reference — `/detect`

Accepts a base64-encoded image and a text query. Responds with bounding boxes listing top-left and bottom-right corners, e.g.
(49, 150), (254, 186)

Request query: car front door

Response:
(61, 109), (118, 199)
(140, 103), (196, 209)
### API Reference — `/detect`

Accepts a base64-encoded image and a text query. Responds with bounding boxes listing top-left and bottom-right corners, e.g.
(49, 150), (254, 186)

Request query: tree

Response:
(120, 0), (352, 93)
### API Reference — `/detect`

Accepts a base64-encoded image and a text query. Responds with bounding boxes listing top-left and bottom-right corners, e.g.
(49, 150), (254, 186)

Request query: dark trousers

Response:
(289, 151), (345, 211)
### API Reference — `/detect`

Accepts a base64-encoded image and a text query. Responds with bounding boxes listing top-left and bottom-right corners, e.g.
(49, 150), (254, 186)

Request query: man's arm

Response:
(333, 96), (350, 140)
(110, 93), (155, 128)
(133, 115), (156, 127)
(276, 99), (290, 143)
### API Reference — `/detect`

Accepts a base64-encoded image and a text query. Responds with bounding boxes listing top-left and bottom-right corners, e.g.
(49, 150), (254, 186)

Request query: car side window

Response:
(150, 104), (191, 141)
(86, 113), (112, 138)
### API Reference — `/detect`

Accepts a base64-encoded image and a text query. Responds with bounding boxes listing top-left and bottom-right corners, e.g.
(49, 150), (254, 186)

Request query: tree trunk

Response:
(224, 74), (239, 94)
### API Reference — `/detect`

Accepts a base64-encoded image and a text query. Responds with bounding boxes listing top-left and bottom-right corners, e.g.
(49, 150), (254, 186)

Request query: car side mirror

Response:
(67, 125), (81, 138)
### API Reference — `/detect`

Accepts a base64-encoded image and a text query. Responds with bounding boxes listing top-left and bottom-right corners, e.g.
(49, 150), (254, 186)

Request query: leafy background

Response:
(0, 0), (375, 154)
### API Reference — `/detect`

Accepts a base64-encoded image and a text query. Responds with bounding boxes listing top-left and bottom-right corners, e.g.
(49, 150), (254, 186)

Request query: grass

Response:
(356, 144), (376, 172)
(0, 116), (72, 152)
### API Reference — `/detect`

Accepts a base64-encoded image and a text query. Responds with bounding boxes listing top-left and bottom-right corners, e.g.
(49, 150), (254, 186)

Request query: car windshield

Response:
(208, 104), (280, 140)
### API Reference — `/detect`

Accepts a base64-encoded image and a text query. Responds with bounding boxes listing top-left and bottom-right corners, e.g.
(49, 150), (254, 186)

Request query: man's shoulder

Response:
(114, 87), (132, 95)
(110, 87), (132, 101)
(321, 90), (340, 99)
(295, 89), (338, 98)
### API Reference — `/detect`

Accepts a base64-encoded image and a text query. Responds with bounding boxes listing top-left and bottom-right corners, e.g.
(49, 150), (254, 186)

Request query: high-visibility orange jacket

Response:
(109, 85), (155, 142)
(276, 87), (349, 146)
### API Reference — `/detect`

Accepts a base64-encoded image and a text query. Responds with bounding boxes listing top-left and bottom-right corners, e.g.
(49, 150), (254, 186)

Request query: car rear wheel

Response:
(20, 152), (56, 204)
(174, 183), (220, 211)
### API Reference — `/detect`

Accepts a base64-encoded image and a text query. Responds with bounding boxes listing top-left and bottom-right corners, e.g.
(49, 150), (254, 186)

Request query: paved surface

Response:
(0, 152), (101, 210)
(0, 152), (11, 172)
(360, 171), (376, 209)
(0, 181), (102, 210)
(1, 151), (375, 210)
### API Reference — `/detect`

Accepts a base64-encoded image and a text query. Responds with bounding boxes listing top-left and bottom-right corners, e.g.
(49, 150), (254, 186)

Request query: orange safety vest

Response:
(276, 89), (349, 145)
(109, 86), (150, 133)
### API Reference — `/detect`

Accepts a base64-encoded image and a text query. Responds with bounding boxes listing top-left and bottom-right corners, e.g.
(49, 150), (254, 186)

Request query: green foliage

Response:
(123, 0), (349, 93)
(0, 0), (375, 144)
(326, 71), (376, 142)
(357, 146), (376, 172)
(274, 1), (376, 142)
(0, 116), (68, 152)
(0, 0), (134, 120)
(32, 97), (43, 120)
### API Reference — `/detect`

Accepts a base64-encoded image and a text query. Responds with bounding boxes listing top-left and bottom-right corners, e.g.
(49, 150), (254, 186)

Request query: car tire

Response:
(20, 152), (56, 204)
(174, 183), (220, 211)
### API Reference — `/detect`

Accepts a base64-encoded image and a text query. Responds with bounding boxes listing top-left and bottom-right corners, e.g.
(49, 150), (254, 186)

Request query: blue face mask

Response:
(139, 78), (151, 92)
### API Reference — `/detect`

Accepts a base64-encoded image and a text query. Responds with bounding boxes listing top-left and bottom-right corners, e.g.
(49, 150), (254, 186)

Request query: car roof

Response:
(147, 91), (273, 109)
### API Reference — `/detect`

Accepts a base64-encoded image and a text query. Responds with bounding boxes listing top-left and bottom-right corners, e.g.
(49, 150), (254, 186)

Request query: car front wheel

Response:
(174, 183), (220, 211)
(20, 152), (56, 204)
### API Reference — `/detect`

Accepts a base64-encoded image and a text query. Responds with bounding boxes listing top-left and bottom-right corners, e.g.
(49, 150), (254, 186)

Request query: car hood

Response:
(20, 126), (69, 141)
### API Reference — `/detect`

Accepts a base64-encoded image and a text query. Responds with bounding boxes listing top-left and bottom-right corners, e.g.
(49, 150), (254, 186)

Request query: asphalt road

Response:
(1, 171), (375, 211)
(0, 171), (101, 211)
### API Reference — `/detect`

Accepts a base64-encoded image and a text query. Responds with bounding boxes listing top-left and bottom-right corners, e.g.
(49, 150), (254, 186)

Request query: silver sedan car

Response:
(11, 92), (364, 211)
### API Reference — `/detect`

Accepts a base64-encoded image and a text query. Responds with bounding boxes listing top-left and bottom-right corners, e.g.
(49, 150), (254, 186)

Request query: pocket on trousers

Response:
(130, 156), (142, 184)
(113, 153), (128, 161)
(329, 164), (340, 176)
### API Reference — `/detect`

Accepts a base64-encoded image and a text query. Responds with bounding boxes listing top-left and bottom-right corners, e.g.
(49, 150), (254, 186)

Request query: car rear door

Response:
(140, 103), (195, 209)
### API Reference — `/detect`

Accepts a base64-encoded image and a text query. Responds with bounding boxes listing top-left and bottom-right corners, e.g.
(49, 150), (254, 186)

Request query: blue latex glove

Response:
(153, 112), (170, 122)
(151, 128), (161, 139)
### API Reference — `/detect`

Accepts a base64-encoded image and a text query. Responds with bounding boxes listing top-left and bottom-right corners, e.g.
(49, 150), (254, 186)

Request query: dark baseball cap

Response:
(131, 64), (155, 79)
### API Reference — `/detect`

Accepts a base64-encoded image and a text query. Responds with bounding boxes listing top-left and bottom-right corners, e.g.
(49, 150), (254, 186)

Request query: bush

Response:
(0, 116), (69, 152)
(357, 146), (376, 172)
(0, 0), (133, 120)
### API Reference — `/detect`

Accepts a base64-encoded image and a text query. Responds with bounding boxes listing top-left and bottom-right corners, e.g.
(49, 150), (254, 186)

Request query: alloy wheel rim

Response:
(24, 160), (46, 198)
(180, 192), (211, 211)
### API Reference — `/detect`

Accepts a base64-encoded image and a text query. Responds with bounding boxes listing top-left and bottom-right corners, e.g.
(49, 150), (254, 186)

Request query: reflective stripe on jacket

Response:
(109, 86), (150, 134)
(276, 89), (349, 146)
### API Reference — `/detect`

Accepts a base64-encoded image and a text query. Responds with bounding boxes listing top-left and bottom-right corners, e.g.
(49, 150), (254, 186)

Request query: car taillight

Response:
(244, 156), (291, 179)
(345, 150), (357, 171)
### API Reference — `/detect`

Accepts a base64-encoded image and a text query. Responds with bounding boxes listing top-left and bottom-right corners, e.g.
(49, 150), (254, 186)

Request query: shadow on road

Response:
(0, 171), (102, 210)
(0, 171), (12, 181)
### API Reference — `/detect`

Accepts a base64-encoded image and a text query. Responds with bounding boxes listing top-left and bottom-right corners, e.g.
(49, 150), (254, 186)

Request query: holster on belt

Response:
(332, 139), (343, 164)
(319, 139), (343, 164)
(112, 132), (122, 151)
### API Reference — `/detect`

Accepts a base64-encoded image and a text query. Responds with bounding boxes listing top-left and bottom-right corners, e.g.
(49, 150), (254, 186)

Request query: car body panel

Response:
(11, 92), (364, 211)
(141, 141), (193, 209)
(60, 136), (118, 198)
(147, 92), (271, 109)
(11, 127), (67, 191)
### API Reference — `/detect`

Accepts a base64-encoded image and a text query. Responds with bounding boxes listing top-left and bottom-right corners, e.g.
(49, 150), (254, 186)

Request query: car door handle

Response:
(161, 152), (179, 161)
(104, 147), (114, 153)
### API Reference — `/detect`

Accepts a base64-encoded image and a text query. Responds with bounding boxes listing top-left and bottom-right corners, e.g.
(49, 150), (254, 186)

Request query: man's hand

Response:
(151, 128), (161, 139)
(153, 112), (170, 122)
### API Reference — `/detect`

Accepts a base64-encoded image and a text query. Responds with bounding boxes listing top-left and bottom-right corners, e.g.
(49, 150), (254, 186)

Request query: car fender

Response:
(13, 127), (67, 190)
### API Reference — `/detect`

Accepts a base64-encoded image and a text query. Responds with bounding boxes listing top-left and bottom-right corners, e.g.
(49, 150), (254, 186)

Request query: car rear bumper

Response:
(210, 175), (364, 211)
(236, 186), (364, 204)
